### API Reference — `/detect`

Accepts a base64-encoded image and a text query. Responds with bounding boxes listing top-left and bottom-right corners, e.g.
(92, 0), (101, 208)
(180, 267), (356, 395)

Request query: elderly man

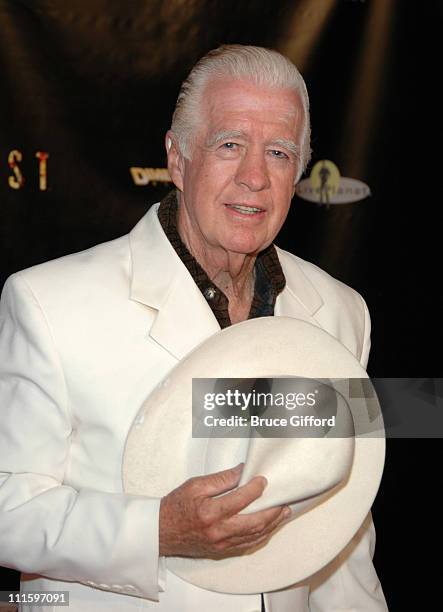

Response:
(0, 45), (387, 611)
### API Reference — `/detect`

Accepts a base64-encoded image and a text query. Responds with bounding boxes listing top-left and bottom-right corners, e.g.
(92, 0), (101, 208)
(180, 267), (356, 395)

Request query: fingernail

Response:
(283, 507), (292, 519)
(260, 477), (268, 489)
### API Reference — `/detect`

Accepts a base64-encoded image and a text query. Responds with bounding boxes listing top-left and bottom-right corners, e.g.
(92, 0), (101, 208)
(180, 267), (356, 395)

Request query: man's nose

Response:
(234, 149), (271, 192)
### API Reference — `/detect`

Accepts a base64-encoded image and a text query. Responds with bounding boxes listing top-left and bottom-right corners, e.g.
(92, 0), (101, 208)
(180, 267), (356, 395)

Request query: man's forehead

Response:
(203, 77), (300, 110)
(200, 78), (303, 137)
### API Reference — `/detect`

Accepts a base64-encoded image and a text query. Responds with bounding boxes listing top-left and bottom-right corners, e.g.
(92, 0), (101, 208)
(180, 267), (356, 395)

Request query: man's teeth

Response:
(228, 205), (262, 214)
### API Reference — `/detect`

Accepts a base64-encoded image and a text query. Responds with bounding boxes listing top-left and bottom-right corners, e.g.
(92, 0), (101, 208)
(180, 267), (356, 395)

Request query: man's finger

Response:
(209, 530), (276, 559)
(236, 504), (290, 537)
(214, 504), (290, 543)
(189, 463), (244, 498)
(205, 475), (268, 521)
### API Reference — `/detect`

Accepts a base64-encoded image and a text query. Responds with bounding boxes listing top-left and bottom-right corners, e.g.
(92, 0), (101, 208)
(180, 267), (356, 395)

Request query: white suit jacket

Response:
(0, 202), (388, 611)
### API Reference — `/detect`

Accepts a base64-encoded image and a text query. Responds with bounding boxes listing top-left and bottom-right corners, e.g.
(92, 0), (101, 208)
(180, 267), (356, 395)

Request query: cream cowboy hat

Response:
(122, 317), (385, 594)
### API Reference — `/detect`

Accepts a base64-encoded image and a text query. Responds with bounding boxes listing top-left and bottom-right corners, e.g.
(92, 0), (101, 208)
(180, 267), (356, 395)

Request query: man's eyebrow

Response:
(205, 130), (246, 148)
(205, 132), (300, 159)
(269, 139), (300, 159)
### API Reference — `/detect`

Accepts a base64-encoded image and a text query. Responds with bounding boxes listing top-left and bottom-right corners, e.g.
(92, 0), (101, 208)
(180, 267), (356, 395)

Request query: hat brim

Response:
(123, 317), (385, 594)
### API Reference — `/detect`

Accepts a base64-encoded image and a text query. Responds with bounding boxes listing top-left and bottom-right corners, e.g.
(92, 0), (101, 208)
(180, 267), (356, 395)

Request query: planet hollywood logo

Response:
(296, 160), (371, 205)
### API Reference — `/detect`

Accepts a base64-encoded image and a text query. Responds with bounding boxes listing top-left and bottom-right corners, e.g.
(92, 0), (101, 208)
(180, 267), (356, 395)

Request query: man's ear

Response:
(292, 167), (302, 198)
(165, 130), (184, 192)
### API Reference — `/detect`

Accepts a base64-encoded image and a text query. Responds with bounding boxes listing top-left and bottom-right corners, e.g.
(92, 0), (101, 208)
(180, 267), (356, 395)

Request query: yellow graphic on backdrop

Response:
(310, 160), (340, 204)
(130, 167), (171, 186)
(296, 159), (370, 205)
(7, 149), (49, 190)
(8, 150), (24, 189)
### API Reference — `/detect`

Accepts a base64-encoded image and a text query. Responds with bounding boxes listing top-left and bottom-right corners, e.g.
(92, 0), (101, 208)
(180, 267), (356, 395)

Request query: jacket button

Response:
(204, 287), (217, 300)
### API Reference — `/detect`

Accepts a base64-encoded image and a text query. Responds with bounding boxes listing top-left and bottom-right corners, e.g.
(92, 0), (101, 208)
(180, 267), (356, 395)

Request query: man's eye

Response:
(269, 150), (288, 159)
(222, 142), (238, 149)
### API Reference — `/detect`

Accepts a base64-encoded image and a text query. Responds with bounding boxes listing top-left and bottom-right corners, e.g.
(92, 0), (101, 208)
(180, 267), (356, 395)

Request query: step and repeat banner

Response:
(0, 1), (440, 609)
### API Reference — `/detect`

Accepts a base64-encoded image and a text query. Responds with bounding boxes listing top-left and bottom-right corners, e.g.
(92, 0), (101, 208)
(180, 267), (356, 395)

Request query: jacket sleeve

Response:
(0, 273), (161, 600)
(308, 296), (388, 611)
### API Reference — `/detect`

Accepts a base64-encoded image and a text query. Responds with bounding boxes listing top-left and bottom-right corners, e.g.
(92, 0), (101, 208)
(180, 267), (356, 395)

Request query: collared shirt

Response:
(157, 190), (286, 328)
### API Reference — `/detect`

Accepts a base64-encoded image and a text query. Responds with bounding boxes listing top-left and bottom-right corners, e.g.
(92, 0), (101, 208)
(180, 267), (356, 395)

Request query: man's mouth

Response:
(225, 204), (264, 215)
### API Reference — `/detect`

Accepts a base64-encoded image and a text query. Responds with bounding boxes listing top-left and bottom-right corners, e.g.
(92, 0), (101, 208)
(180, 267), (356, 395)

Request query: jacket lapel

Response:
(128, 203), (220, 361)
(275, 246), (324, 326)
(128, 206), (324, 359)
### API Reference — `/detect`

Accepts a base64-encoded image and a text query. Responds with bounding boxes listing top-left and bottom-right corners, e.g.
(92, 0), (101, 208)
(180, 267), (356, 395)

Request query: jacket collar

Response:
(274, 246), (323, 323)
(129, 204), (323, 360)
(129, 203), (220, 360)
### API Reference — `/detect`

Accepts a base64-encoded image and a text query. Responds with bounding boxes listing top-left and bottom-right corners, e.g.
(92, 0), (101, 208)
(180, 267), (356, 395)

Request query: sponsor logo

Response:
(295, 160), (370, 205)
(6, 149), (49, 190)
(130, 167), (171, 186)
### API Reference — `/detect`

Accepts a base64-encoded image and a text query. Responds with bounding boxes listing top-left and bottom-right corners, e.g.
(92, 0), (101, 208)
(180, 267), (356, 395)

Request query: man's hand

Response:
(159, 463), (291, 559)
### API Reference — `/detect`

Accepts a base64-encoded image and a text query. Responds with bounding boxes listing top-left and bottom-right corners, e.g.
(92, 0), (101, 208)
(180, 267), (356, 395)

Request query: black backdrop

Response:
(1, 1), (442, 609)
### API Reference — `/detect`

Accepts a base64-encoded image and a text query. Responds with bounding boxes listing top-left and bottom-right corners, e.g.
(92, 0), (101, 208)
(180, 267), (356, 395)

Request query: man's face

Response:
(167, 78), (304, 260)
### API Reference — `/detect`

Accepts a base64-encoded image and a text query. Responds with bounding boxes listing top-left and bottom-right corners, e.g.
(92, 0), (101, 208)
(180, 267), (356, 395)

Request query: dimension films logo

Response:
(130, 167), (172, 186)
(296, 160), (370, 205)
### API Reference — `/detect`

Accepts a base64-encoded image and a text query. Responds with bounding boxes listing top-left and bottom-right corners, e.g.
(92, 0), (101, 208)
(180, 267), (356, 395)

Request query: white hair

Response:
(170, 44), (311, 175)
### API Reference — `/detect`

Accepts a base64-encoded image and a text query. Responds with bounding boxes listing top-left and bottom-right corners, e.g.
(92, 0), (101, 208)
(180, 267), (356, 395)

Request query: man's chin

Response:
(225, 241), (270, 257)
